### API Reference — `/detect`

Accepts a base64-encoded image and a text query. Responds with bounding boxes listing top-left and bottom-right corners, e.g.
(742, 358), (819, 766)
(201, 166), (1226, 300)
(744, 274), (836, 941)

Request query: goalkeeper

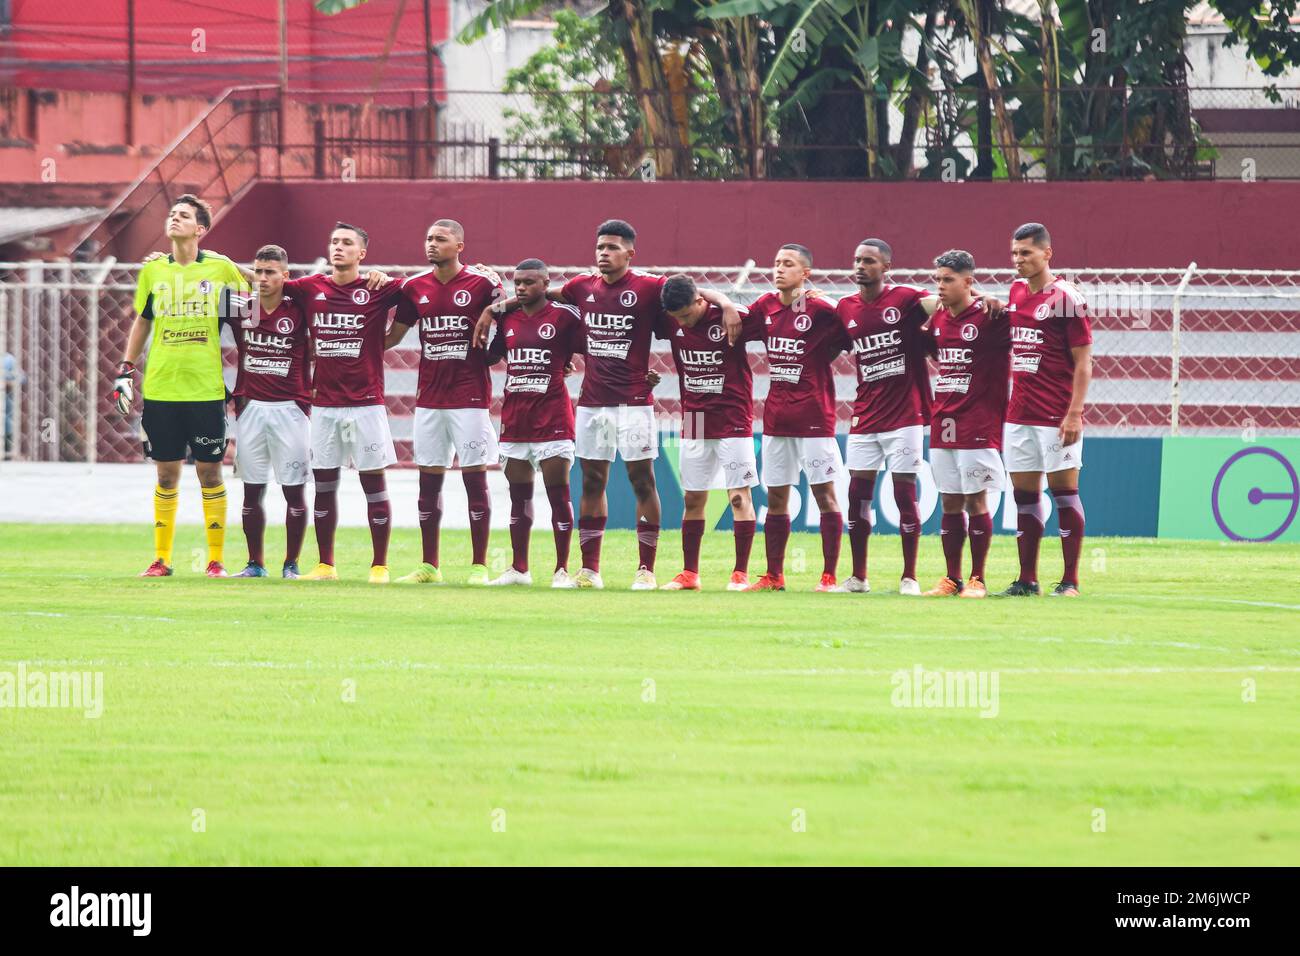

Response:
(110, 194), (248, 577)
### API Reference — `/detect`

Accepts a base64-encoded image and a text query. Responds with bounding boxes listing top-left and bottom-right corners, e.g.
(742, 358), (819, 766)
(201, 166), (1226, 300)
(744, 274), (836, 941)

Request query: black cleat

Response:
(1048, 582), (1081, 597)
(998, 580), (1040, 597)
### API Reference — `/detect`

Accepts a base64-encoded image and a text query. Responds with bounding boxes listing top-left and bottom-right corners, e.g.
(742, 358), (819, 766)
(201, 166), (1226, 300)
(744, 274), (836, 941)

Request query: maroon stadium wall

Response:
(206, 180), (1297, 270)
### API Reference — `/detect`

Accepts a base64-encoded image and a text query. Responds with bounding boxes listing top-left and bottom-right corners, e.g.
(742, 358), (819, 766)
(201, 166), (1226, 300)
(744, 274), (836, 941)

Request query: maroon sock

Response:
(940, 512), (966, 581)
(242, 483), (266, 565)
(1014, 489), (1044, 583)
(359, 472), (391, 567)
(819, 511), (843, 576)
(894, 478), (921, 580)
(764, 513), (791, 577)
(968, 512), (993, 581)
(847, 475), (875, 580)
(681, 519), (705, 574)
(463, 470), (491, 566)
(579, 516), (605, 572)
(1052, 488), (1085, 587)
(508, 482), (533, 573)
(282, 484), (307, 565)
(637, 521), (660, 572)
(733, 519), (756, 574)
(417, 471), (444, 568)
(312, 468), (340, 566)
(545, 483), (573, 572)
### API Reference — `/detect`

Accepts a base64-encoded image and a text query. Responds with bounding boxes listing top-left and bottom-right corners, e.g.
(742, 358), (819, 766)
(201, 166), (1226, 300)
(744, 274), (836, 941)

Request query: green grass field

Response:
(1, 522), (1297, 865)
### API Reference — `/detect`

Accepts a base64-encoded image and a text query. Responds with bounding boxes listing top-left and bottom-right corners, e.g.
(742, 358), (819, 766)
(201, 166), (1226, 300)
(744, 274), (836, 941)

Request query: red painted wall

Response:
(206, 180), (1300, 270)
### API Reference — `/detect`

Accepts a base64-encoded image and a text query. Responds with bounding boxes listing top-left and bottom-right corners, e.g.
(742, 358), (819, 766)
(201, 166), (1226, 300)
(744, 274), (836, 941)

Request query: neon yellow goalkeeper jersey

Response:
(134, 250), (248, 402)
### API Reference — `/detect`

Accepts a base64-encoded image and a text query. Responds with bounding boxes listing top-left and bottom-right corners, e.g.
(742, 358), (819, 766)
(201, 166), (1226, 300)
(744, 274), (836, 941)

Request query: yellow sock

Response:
(201, 483), (227, 565)
(154, 485), (179, 564)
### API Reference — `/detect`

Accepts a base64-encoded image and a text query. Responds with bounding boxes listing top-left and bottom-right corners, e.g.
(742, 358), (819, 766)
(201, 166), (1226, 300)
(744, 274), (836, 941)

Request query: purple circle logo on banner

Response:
(1210, 447), (1299, 542)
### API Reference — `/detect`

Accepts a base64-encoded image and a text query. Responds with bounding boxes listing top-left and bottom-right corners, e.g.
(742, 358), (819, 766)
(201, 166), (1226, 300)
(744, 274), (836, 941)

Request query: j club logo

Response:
(539, 323), (556, 340)
(453, 289), (472, 307)
(198, 280), (212, 294)
(1211, 446), (1300, 542)
(275, 317), (294, 334)
(1034, 303), (1052, 321)
(961, 323), (979, 341)
(620, 290), (638, 307)
(794, 314), (812, 333)
(708, 324), (725, 342)
(883, 306), (902, 325)
(352, 288), (371, 305)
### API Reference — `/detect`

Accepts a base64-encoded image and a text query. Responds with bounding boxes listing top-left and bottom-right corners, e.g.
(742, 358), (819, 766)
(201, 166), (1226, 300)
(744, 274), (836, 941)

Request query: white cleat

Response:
(831, 576), (871, 593)
(898, 577), (922, 596)
(486, 567), (532, 587)
(551, 569), (578, 589)
(575, 568), (604, 590)
(630, 567), (657, 591)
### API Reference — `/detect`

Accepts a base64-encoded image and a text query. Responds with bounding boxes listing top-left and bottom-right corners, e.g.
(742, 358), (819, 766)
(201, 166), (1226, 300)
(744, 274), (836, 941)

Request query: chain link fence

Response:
(2, 261), (1297, 466)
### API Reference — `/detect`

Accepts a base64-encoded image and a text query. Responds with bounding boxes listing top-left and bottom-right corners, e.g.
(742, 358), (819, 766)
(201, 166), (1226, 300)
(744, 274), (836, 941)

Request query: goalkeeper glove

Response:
(110, 361), (136, 415)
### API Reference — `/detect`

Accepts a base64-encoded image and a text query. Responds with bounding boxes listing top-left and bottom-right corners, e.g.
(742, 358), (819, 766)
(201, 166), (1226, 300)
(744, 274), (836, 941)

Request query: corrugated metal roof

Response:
(0, 207), (102, 246)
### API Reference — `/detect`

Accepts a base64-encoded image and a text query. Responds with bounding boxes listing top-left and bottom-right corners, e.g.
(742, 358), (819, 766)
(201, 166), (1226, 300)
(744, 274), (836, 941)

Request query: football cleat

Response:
(368, 565), (390, 584)
(898, 577), (921, 596)
(815, 572), (838, 592)
(487, 567), (532, 586)
(233, 561), (268, 578)
(466, 564), (490, 586)
(959, 575), (988, 598)
(205, 561), (229, 578)
(300, 563), (339, 581)
(281, 561), (301, 579)
(1048, 582), (1081, 597)
(631, 567), (657, 591)
(923, 576), (963, 596)
(138, 559), (173, 578)
(396, 563), (443, 584)
(726, 570), (750, 591)
(998, 580), (1041, 597)
(551, 569), (578, 589)
(745, 573), (786, 592)
(575, 568), (604, 590)
(661, 570), (700, 591)
(831, 576), (870, 593)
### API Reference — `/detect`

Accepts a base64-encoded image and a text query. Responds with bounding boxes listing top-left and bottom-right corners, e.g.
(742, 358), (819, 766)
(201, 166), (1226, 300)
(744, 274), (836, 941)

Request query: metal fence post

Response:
(1169, 261), (1197, 436)
(85, 257), (118, 465)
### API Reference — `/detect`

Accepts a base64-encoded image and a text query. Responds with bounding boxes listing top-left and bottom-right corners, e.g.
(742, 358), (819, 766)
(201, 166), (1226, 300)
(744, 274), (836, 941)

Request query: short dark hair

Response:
(1013, 222), (1051, 247)
(333, 221), (369, 247)
(596, 219), (636, 245)
(858, 238), (892, 261)
(432, 219), (464, 240)
(173, 194), (212, 230)
(254, 244), (288, 264)
(934, 249), (975, 273)
(661, 274), (698, 312)
(515, 258), (547, 273)
(779, 243), (813, 268)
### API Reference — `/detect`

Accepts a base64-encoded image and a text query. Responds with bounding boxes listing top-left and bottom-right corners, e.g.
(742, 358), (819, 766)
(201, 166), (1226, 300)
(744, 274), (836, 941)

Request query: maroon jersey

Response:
(1006, 277), (1092, 427)
(837, 283), (933, 435)
(750, 291), (847, 438)
(487, 302), (586, 443)
(560, 269), (666, 408)
(226, 293), (311, 413)
(655, 303), (762, 439)
(285, 274), (403, 407)
(929, 299), (1011, 450)
(394, 265), (503, 409)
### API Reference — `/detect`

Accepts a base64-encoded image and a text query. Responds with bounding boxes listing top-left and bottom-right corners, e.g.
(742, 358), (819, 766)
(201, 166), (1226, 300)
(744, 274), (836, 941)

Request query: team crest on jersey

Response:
(196, 280), (211, 294)
(1034, 303), (1052, 321)
(453, 290), (472, 307)
(275, 317), (294, 334)
(883, 306), (902, 325)
(352, 288), (371, 305)
(539, 323), (556, 340)
(794, 314), (812, 333)
(620, 290), (638, 307)
(708, 324), (725, 343)
(961, 323), (979, 341)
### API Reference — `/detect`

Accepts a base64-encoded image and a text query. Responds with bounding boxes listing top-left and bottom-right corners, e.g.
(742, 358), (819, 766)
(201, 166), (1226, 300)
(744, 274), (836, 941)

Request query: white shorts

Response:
(930, 447), (1006, 495)
(310, 404), (396, 471)
(499, 439), (576, 470)
(413, 406), (498, 468)
(235, 400), (311, 485)
(679, 437), (759, 492)
(575, 405), (658, 462)
(761, 435), (843, 488)
(845, 425), (926, 474)
(1003, 423), (1083, 474)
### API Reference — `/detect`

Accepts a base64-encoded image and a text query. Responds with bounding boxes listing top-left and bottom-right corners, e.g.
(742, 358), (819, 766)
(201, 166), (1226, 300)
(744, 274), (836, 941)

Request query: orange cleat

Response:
(138, 559), (173, 578)
(660, 570), (701, 591)
(922, 576), (963, 596)
(815, 572), (837, 592)
(726, 570), (750, 591)
(745, 573), (786, 592)
(959, 575), (987, 598)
